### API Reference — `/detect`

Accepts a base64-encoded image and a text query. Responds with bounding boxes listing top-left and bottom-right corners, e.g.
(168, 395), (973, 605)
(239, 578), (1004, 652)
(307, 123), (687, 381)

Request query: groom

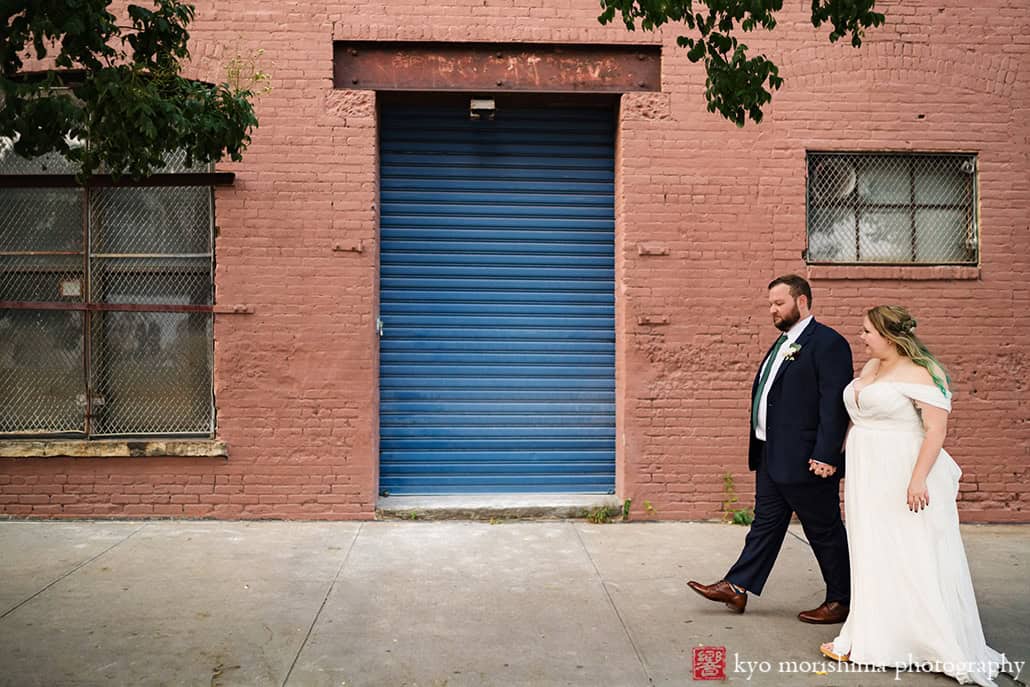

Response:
(688, 275), (853, 624)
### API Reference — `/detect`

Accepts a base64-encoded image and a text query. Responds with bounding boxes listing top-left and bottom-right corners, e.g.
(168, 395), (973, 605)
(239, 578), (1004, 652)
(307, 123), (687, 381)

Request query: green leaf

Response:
(2, 0), (259, 179)
(596, 0), (883, 125)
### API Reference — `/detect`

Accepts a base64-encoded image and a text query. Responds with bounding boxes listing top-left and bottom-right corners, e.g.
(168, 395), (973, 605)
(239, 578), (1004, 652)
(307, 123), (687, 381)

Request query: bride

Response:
(820, 305), (1006, 686)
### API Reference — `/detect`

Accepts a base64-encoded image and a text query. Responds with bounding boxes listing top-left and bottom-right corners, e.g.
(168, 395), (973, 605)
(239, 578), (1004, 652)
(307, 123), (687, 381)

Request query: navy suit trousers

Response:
(725, 445), (850, 604)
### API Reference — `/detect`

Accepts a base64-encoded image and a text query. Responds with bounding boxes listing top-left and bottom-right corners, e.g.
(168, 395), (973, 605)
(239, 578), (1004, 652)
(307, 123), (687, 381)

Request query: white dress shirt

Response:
(754, 315), (813, 442)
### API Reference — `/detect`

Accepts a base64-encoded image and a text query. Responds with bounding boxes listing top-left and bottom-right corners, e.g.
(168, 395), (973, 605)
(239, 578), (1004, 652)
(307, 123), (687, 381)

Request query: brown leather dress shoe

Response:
(797, 601), (849, 624)
(687, 579), (747, 613)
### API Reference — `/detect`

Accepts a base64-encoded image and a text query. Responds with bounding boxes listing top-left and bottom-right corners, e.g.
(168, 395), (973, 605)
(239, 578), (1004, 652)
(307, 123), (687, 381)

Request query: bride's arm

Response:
(907, 402), (948, 512)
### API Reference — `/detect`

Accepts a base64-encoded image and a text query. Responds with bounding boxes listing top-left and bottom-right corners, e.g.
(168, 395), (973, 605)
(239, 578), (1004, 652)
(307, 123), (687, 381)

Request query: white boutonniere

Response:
(781, 343), (802, 361)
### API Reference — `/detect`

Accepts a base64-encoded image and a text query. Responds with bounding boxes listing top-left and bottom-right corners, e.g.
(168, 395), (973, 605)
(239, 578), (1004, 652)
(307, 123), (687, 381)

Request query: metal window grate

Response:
(0, 310), (85, 434)
(0, 188), (84, 303)
(90, 187), (213, 306)
(0, 163), (214, 438)
(0, 141), (214, 176)
(89, 310), (213, 436)
(806, 153), (978, 265)
(0, 142), (79, 175)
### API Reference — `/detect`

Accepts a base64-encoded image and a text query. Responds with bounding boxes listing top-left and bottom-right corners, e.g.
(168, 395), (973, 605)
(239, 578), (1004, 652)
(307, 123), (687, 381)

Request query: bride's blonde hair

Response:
(867, 305), (951, 395)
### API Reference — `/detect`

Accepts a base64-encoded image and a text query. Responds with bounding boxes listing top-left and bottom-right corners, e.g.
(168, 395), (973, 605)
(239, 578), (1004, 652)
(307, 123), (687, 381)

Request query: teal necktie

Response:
(752, 334), (788, 430)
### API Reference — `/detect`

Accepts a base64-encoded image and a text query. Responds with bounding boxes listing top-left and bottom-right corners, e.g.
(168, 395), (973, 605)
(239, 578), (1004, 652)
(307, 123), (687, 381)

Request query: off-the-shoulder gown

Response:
(830, 380), (1006, 687)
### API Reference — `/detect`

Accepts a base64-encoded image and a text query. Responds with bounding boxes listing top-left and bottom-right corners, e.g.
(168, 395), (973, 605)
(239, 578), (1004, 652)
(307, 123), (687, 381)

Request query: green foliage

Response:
(586, 500), (635, 523)
(586, 505), (615, 524)
(597, 0), (884, 126)
(732, 508), (754, 525)
(643, 500), (656, 517)
(1, 0), (261, 178)
(721, 472), (754, 525)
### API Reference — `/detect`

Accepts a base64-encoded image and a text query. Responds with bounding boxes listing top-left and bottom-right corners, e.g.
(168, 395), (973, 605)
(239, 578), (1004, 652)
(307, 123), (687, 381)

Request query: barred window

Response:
(0, 148), (215, 438)
(806, 153), (978, 265)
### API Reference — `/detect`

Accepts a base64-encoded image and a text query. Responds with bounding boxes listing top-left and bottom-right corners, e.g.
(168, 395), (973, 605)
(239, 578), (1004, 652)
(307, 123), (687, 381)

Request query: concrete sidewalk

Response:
(0, 520), (1025, 687)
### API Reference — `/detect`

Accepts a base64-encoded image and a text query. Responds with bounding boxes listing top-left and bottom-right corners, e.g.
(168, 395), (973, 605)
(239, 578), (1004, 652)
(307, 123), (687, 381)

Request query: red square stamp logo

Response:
(692, 645), (727, 681)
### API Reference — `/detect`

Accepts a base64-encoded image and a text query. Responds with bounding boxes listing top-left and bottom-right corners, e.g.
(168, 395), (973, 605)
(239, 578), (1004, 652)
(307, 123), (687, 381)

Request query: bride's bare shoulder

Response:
(898, 361), (948, 391)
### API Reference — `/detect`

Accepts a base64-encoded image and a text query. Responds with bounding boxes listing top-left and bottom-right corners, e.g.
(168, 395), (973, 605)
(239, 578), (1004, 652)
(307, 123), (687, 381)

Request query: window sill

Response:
(0, 439), (228, 459)
(806, 265), (981, 281)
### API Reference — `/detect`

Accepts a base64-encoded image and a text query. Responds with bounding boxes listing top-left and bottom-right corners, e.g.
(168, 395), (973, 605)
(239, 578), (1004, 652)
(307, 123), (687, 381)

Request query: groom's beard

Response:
(774, 303), (801, 332)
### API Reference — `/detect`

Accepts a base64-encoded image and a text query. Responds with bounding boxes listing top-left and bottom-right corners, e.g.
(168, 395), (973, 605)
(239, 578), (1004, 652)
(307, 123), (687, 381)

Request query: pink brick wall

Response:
(2, 0), (1027, 521)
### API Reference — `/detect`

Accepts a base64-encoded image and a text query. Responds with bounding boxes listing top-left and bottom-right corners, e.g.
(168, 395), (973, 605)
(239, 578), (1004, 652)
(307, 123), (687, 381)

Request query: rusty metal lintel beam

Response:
(334, 42), (661, 93)
(0, 172), (235, 188)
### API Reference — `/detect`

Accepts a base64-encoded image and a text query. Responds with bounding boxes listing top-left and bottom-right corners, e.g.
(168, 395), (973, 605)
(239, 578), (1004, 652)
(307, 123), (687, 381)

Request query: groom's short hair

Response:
(768, 274), (813, 307)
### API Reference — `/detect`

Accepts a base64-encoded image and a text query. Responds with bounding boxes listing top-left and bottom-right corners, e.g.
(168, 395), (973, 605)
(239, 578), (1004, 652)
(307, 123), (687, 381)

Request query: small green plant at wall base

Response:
(721, 472), (738, 520)
(622, 498), (632, 521)
(643, 500), (656, 517)
(722, 472), (754, 526)
(587, 505), (615, 524)
(732, 509), (755, 525)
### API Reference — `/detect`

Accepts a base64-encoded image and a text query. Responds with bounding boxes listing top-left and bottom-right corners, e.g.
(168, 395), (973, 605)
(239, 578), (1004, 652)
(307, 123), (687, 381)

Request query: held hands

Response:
(808, 459), (837, 478)
(907, 478), (930, 512)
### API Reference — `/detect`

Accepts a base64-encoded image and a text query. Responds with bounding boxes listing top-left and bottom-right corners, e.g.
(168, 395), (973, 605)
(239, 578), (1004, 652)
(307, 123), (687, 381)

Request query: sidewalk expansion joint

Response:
(0, 522), (146, 621)
(280, 521), (363, 687)
(788, 529), (811, 547)
(573, 523), (656, 686)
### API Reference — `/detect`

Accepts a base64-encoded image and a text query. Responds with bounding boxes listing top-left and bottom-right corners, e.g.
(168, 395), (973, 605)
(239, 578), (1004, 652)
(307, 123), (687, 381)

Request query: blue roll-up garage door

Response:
(379, 105), (615, 494)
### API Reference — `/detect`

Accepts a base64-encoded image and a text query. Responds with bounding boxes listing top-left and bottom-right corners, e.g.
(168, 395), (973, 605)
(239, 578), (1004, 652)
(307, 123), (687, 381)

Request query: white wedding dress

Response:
(830, 380), (1006, 686)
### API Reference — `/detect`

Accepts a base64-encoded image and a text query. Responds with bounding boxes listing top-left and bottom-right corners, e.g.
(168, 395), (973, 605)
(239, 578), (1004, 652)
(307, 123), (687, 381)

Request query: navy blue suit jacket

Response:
(748, 319), (853, 485)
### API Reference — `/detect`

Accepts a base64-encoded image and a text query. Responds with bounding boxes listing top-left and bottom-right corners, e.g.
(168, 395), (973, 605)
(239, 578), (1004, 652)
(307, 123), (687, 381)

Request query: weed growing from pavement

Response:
(722, 472), (755, 525)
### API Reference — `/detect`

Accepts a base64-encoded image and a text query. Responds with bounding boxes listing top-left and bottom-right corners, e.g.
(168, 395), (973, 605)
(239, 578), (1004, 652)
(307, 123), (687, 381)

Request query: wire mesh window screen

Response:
(0, 139), (211, 175)
(0, 140), (80, 175)
(0, 310), (85, 434)
(90, 311), (213, 435)
(0, 175), (214, 437)
(806, 153), (978, 264)
(90, 187), (213, 306)
(0, 188), (84, 302)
